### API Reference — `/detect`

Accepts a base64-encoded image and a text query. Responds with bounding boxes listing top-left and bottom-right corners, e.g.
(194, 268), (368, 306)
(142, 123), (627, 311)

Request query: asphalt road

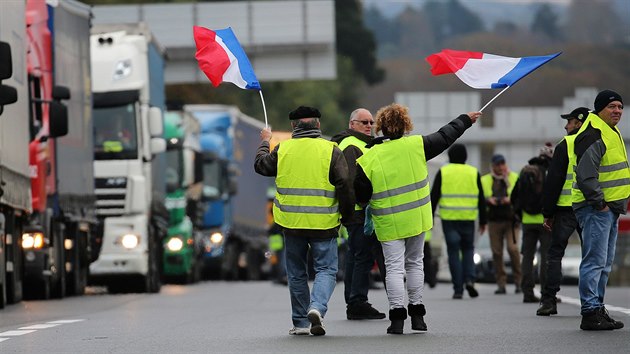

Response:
(1, 281), (628, 353)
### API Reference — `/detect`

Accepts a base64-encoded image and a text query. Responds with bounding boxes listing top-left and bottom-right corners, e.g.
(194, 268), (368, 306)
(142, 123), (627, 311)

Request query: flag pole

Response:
(479, 86), (510, 112)
(259, 90), (268, 128)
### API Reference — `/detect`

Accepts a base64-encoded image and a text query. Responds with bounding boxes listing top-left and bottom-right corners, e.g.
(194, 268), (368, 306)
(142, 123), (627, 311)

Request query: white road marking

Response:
(0, 330), (36, 336)
(0, 338), (10, 343)
(557, 295), (630, 316)
(0, 319), (86, 344)
(47, 319), (85, 324)
(19, 324), (61, 330)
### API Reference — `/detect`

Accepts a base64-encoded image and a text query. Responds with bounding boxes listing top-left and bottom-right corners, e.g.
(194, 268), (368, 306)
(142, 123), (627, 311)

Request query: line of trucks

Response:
(1, 0), (273, 309)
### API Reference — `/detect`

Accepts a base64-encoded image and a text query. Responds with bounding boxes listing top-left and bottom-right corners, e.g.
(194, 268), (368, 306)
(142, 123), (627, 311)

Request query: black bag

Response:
(517, 164), (545, 215)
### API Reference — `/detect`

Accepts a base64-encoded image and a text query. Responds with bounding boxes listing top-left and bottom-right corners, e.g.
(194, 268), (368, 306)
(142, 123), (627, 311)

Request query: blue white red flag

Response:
(426, 49), (561, 89)
(193, 26), (261, 90)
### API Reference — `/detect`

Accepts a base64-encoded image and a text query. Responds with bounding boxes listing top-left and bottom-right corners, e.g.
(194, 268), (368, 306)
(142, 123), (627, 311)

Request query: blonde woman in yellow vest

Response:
(572, 90), (628, 331)
(430, 143), (487, 300)
(254, 106), (354, 336)
(536, 107), (587, 317)
(331, 108), (386, 321)
(355, 103), (481, 334)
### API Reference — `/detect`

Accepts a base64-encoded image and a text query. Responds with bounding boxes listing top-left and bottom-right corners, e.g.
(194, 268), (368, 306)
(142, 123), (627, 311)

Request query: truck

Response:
(162, 109), (204, 283)
(185, 105), (271, 280)
(0, 1), (31, 308)
(21, 0), (97, 300)
(89, 23), (168, 293)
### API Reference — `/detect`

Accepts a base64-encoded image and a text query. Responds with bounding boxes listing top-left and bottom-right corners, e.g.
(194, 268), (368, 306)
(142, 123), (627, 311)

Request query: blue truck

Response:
(184, 105), (271, 280)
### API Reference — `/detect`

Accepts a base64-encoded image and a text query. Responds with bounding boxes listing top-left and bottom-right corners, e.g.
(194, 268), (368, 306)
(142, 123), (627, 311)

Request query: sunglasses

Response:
(352, 119), (374, 126)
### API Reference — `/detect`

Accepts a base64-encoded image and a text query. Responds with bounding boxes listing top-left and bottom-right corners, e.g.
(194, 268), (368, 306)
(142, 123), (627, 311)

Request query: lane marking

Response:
(0, 338), (10, 343)
(557, 295), (630, 316)
(19, 324), (61, 330)
(47, 319), (85, 324)
(0, 318), (86, 344)
(0, 330), (37, 336)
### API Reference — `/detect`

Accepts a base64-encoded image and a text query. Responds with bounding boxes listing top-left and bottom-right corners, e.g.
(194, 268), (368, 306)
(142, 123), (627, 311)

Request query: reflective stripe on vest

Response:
(357, 135), (432, 241)
(571, 113), (630, 205)
(439, 163), (479, 220)
(522, 211), (544, 224)
(556, 134), (577, 207)
(339, 135), (369, 211)
(273, 138), (340, 230)
(481, 171), (519, 199)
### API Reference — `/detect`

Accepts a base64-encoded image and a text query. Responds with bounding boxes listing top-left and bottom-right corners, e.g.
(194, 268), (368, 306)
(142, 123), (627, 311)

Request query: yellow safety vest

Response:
(339, 135), (369, 211)
(556, 134), (577, 207)
(481, 172), (519, 199)
(357, 135), (432, 241)
(439, 163), (479, 221)
(273, 138), (341, 230)
(571, 113), (630, 205)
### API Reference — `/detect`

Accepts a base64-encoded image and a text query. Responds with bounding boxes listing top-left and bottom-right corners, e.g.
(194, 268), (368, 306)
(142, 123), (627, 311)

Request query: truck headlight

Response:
(120, 234), (140, 249)
(113, 59), (132, 81)
(167, 237), (184, 252)
(473, 253), (481, 265)
(210, 232), (223, 244)
(22, 232), (45, 249)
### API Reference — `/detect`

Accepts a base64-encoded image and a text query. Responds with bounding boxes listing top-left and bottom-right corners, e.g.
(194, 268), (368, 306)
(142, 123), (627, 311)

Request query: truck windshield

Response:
(93, 104), (138, 160)
(203, 160), (223, 197)
(165, 149), (183, 190)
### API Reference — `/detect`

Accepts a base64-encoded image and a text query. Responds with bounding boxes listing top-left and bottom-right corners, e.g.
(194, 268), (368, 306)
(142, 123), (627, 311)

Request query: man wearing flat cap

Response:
(571, 90), (627, 330)
(254, 105), (354, 336)
(536, 107), (587, 316)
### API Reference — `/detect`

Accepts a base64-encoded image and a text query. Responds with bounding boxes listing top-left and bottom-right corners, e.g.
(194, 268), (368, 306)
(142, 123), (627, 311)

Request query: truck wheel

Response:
(6, 214), (24, 304)
(50, 221), (66, 299)
(245, 246), (261, 281)
(66, 228), (88, 296)
(145, 234), (161, 293)
(25, 278), (50, 300)
(221, 242), (239, 281)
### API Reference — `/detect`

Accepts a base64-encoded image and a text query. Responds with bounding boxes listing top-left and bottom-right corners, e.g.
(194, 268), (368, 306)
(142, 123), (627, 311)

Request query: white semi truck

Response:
(89, 23), (167, 293)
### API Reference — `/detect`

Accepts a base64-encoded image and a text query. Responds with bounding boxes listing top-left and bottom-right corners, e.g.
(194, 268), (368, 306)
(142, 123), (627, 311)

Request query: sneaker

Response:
(523, 294), (541, 303)
(289, 327), (310, 336)
(452, 293), (463, 299)
(495, 287), (506, 294)
(600, 307), (624, 329)
(536, 301), (558, 316)
(465, 282), (479, 298)
(346, 302), (386, 320)
(580, 311), (616, 331)
(308, 309), (326, 336)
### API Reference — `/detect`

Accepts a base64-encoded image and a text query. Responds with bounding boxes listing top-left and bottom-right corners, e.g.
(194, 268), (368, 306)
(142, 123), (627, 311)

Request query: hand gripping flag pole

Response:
(193, 26), (268, 127)
(426, 49), (561, 112)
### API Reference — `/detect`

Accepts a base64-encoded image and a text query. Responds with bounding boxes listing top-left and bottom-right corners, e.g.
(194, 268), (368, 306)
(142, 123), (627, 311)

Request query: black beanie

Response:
(289, 106), (321, 120)
(448, 143), (467, 164)
(594, 90), (623, 114)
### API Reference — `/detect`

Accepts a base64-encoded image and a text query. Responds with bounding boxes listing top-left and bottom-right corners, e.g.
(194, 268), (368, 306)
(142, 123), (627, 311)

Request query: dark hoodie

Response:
(330, 129), (373, 224)
(510, 155), (551, 218)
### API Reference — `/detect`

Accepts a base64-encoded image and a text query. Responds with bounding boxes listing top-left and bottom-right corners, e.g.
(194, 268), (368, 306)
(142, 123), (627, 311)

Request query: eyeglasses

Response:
(351, 119), (374, 126)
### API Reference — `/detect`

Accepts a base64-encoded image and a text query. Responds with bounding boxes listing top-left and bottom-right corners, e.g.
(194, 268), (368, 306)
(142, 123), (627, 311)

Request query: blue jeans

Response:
(442, 220), (476, 294)
(574, 206), (618, 315)
(344, 222), (378, 305)
(284, 234), (338, 328)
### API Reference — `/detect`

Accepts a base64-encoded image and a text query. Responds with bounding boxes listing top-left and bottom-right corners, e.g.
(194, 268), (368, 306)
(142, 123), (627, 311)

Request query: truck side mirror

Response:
(49, 101), (69, 138)
(0, 84), (17, 105)
(0, 41), (13, 80)
(149, 107), (163, 137)
(52, 85), (70, 100)
(150, 137), (166, 155)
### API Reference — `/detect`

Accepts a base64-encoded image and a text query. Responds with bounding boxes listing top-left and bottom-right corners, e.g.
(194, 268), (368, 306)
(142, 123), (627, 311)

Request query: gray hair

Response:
(291, 118), (319, 130)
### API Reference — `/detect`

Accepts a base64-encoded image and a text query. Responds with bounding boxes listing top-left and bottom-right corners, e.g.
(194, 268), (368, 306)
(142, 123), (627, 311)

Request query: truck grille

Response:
(95, 177), (127, 217)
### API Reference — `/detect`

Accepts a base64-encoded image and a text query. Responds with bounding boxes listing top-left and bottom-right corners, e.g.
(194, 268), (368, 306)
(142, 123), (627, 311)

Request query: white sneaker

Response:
(288, 327), (310, 336)
(307, 309), (326, 336)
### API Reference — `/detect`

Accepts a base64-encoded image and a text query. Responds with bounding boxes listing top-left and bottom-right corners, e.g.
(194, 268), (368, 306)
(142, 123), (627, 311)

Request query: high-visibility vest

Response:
(571, 113), (630, 205)
(439, 163), (479, 221)
(522, 211), (544, 224)
(273, 138), (341, 230)
(357, 135), (432, 241)
(339, 135), (369, 211)
(268, 233), (284, 251)
(481, 171), (519, 199)
(556, 134), (577, 207)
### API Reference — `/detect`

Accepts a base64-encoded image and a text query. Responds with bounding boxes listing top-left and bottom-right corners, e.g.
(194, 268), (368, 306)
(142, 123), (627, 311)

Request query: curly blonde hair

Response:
(375, 103), (413, 138)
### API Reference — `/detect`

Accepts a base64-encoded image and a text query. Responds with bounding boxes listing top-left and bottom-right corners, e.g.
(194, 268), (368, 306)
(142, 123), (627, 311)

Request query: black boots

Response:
(408, 304), (428, 331)
(536, 297), (558, 316)
(387, 308), (407, 334)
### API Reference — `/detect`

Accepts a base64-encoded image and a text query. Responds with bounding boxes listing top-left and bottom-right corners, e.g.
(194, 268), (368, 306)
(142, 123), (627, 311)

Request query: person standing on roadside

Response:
(254, 106), (354, 336)
(354, 103), (481, 334)
(536, 107), (587, 316)
(572, 90), (627, 331)
(430, 143), (487, 300)
(331, 108), (386, 321)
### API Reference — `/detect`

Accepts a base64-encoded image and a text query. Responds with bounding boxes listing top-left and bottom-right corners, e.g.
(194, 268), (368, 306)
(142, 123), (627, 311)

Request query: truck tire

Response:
(221, 242), (239, 281)
(6, 213), (24, 304)
(50, 221), (66, 299)
(245, 246), (261, 281)
(1, 213), (7, 309)
(145, 232), (161, 293)
(66, 227), (88, 296)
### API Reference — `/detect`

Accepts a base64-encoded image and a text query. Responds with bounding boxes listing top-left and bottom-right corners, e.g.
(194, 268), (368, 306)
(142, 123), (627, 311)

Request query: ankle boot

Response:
(408, 303), (427, 331)
(387, 308), (407, 334)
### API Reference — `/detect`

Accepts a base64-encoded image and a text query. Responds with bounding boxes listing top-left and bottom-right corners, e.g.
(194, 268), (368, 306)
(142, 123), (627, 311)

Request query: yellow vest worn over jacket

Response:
(556, 134), (577, 207)
(357, 135), (432, 241)
(439, 163), (479, 221)
(273, 138), (340, 230)
(571, 113), (630, 205)
(481, 172), (519, 200)
(339, 135), (369, 211)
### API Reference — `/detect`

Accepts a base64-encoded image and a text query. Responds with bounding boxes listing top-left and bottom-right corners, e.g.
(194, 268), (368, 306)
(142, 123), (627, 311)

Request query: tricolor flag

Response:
(193, 26), (261, 90)
(426, 49), (561, 89)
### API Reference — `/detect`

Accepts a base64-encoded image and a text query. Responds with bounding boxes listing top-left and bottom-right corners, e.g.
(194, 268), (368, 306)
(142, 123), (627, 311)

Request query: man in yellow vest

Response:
(254, 106), (354, 336)
(536, 107), (587, 316)
(481, 155), (521, 295)
(355, 103), (481, 334)
(331, 108), (386, 320)
(572, 90), (627, 331)
(430, 143), (487, 299)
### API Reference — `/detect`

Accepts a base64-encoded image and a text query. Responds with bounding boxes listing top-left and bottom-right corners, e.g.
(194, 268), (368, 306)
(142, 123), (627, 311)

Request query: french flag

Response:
(426, 49), (561, 89)
(193, 26), (261, 90)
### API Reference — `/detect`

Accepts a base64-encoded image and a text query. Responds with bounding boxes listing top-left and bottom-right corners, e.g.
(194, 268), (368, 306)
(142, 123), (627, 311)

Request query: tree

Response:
(423, 0), (484, 44)
(531, 3), (562, 40)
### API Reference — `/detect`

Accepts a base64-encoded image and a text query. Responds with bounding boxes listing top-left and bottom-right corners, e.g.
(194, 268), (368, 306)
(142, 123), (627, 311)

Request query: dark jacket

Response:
(542, 133), (573, 218)
(511, 155), (550, 218)
(254, 130), (355, 239)
(330, 129), (373, 224)
(355, 114), (473, 204)
(574, 123), (628, 214)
